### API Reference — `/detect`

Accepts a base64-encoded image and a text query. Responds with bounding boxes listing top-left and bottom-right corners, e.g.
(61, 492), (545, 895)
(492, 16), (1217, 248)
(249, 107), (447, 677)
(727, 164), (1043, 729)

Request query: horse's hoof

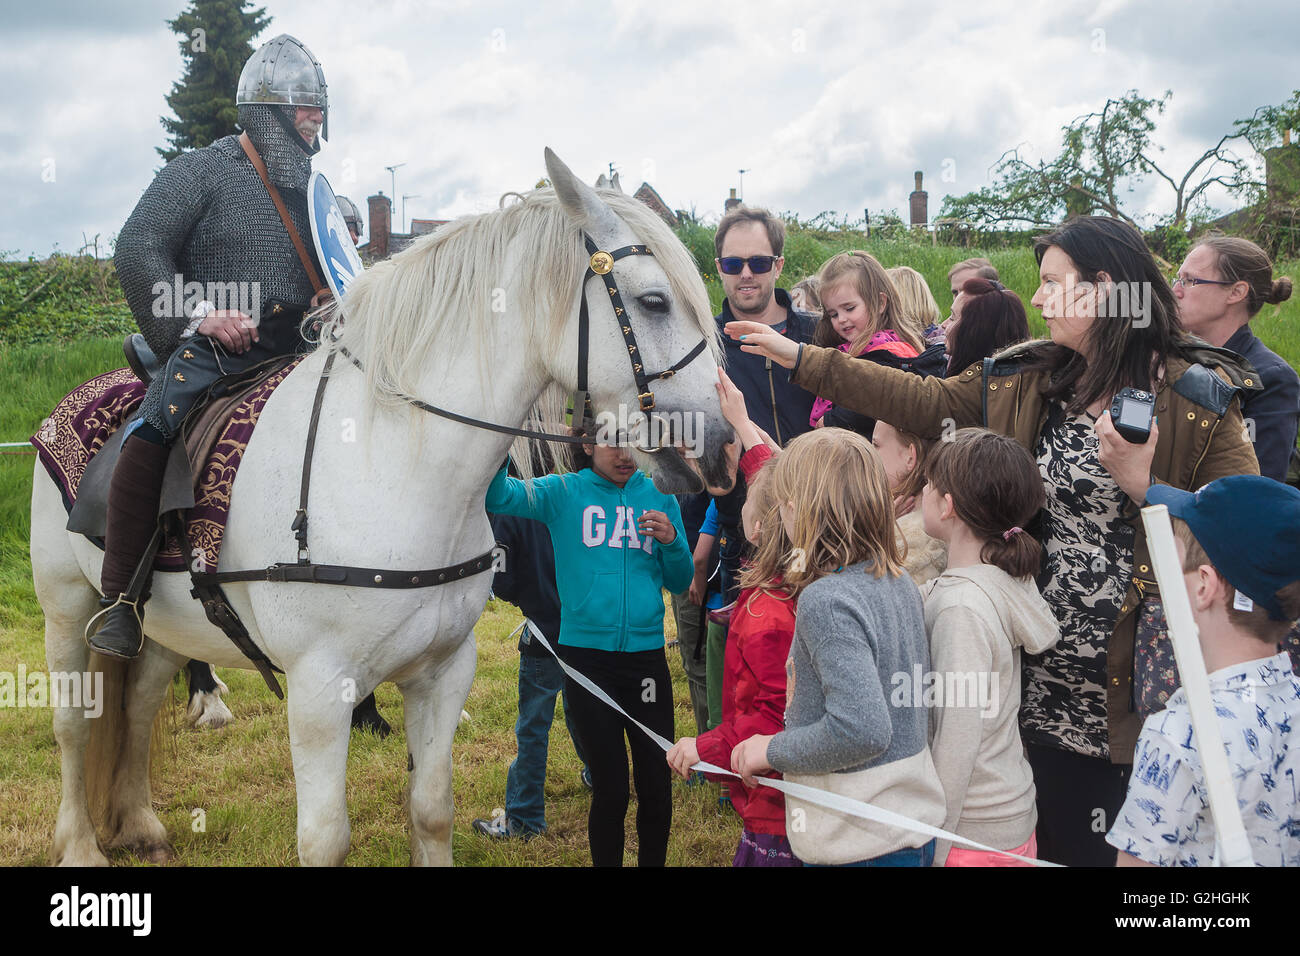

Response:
(351, 712), (392, 738)
(53, 846), (111, 867)
(459, 710), (471, 725)
(187, 690), (234, 729)
(141, 842), (175, 865)
(107, 834), (175, 864)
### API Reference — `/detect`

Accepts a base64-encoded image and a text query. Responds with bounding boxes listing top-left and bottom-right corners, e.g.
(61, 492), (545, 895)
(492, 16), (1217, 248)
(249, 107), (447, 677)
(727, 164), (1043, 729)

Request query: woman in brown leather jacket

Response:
(724, 217), (1261, 866)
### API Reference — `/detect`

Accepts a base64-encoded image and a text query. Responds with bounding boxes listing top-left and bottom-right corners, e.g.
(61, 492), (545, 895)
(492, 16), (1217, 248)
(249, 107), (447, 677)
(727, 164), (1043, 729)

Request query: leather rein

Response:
(191, 230), (707, 592)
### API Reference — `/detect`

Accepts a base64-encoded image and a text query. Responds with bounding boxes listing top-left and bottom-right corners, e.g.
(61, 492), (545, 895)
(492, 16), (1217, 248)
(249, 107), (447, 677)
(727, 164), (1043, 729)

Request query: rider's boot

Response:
(85, 433), (171, 660)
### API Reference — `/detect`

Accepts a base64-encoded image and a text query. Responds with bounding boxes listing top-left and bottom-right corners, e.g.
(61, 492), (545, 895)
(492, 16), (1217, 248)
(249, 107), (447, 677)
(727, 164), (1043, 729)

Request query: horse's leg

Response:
(185, 659), (233, 729)
(32, 463), (111, 866)
(104, 639), (186, 863)
(44, 597), (110, 867)
(286, 663), (355, 866)
(400, 634), (477, 866)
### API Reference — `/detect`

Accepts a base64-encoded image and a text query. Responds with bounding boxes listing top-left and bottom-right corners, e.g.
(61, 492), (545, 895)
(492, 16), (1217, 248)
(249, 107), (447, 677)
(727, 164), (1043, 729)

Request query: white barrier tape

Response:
(0, 441), (33, 447)
(517, 619), (1059, 867)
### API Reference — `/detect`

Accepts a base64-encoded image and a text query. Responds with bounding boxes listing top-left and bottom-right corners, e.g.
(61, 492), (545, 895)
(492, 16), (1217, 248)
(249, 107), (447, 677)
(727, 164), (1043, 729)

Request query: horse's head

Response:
(542, 148), (732, 495)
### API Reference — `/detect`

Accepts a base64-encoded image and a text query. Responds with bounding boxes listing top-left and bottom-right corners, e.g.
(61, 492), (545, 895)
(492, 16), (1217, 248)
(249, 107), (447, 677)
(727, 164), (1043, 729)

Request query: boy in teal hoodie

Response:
(486, 441), (692, 866)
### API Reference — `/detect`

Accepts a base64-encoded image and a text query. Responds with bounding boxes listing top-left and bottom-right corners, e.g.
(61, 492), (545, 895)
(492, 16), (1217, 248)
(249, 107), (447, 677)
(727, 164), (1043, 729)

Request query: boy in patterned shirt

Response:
(1107, 475), (1300, 867)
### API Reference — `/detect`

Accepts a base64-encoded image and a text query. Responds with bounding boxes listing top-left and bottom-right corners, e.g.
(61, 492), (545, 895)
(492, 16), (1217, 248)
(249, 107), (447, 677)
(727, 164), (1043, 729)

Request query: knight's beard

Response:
(296, 121), (320, 145)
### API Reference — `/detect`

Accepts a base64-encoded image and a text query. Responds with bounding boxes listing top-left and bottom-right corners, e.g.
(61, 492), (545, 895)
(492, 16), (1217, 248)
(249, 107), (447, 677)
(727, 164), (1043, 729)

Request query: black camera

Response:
(1110, 387), (1156, 444)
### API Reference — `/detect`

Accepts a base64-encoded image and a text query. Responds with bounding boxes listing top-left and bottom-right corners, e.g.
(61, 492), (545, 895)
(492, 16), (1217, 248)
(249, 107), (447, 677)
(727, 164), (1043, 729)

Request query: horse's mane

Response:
(315, 189), (719, 474)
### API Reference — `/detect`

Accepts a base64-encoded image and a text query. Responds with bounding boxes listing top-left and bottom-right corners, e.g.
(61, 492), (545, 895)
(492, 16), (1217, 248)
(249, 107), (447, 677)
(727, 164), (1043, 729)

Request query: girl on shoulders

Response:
(810, 252), (923, 435)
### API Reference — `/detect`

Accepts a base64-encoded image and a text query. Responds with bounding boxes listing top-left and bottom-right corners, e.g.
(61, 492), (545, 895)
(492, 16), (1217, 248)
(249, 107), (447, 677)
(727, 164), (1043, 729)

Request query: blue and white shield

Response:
(308, 170), (365, 305)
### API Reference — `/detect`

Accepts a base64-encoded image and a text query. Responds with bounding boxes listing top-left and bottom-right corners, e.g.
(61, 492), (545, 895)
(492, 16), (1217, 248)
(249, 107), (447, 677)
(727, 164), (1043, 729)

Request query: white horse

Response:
(31, 149), (732, 866)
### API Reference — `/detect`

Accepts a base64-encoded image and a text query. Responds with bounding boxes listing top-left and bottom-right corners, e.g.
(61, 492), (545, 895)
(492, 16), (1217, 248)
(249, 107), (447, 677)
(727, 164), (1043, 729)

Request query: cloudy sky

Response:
(2, 0), (1297, 258)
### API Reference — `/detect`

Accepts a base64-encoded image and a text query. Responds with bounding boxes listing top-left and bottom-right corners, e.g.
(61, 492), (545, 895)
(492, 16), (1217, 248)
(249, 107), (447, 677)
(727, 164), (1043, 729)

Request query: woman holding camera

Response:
(725, 217), (1260, 866)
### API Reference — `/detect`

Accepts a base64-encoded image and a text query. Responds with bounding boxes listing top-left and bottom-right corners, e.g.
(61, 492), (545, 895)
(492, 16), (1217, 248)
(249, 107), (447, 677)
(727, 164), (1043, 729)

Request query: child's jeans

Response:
(804, 839), (936, 867)
(504, 651), (588, 834)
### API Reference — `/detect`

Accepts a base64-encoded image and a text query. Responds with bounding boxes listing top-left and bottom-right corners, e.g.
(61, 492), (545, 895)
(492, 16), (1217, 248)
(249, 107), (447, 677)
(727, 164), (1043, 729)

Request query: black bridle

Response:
(336, 231), (709, 449)
(573, 234), (709, 442)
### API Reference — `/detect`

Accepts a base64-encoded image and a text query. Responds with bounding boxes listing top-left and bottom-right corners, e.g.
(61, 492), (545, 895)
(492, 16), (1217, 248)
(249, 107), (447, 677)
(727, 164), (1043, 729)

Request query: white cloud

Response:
(1, 0), (1298, 257)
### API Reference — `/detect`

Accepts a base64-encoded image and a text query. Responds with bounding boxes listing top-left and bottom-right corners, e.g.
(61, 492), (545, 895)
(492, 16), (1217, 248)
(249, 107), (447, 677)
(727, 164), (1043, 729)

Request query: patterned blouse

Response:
(1022, 400), (1135, 759)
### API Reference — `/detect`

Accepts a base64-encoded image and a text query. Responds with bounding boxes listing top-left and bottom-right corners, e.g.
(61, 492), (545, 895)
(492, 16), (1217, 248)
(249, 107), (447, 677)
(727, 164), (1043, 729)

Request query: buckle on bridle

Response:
(638, 392), (655, 412)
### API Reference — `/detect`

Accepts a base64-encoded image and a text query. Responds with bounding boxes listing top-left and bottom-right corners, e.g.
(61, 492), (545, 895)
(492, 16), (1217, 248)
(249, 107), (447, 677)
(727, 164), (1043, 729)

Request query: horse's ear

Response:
(545, 148), (619, 236)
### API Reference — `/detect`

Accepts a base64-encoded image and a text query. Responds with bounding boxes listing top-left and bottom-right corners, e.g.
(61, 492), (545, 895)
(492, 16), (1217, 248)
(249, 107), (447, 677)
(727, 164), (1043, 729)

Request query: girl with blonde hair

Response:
(886, 265), (944, 345)
(730, 428), (946, 866)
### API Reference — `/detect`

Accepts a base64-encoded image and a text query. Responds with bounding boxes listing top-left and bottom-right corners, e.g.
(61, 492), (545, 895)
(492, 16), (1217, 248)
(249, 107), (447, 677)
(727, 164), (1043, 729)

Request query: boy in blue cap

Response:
(1107, 476), (1300, 867)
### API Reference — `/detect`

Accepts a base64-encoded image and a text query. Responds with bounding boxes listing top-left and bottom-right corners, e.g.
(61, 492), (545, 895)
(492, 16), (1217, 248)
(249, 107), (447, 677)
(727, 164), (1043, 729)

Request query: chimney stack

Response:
(909, 171), (928, 230)
(368, 192), (392, 260)
(724, 187), (741, 213)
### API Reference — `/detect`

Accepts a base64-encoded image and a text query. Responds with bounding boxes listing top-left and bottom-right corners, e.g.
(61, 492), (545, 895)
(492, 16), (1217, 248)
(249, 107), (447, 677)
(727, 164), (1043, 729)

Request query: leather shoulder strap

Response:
(238, 132), (326, 297)
(1172, 362), (1240, 417)
(982, 356), (994, 427)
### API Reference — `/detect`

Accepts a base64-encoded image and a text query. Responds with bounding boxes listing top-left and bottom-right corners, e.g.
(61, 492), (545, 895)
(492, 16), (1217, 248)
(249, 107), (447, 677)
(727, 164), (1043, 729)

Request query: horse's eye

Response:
(637, 293), (670, 314)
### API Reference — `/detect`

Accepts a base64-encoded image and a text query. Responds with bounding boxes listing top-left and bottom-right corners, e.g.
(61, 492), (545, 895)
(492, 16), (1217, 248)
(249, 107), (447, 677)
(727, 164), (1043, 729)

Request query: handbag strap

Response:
(238, 132), (327, 298)
(981, 356), (994, 427)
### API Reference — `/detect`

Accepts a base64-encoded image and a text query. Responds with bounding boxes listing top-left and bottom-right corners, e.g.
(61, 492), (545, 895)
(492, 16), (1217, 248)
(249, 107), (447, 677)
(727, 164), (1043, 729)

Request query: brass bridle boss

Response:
(574, 233), (709, 451)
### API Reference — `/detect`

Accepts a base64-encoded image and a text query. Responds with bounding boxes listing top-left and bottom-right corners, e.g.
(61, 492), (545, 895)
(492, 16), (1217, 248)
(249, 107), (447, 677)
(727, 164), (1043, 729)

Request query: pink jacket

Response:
(810, 331), (918, 426)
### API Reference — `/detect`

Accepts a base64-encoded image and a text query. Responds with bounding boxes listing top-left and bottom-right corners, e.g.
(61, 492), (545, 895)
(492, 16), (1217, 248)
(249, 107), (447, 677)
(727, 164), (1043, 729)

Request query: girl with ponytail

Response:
(919, 428), (1060, 866)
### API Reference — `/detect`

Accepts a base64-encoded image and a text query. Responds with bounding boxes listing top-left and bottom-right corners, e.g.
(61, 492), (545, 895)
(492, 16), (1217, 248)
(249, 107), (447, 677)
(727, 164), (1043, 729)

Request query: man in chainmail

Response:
(337, 195), (364, 244)
(88, 35), (330, 659)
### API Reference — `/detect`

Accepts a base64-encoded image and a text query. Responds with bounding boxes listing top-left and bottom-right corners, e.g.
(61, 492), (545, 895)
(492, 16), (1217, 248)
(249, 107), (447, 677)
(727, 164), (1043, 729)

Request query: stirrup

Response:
(85, 596), (146, 660)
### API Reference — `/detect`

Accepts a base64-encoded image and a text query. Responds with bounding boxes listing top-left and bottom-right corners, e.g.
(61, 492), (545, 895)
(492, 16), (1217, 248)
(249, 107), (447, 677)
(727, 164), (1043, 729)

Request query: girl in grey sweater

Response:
(730, 428), (947, 866)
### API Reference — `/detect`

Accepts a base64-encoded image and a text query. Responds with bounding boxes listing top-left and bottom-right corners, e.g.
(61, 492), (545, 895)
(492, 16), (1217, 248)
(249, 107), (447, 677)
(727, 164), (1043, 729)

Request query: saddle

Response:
(50, 343), (301, 572)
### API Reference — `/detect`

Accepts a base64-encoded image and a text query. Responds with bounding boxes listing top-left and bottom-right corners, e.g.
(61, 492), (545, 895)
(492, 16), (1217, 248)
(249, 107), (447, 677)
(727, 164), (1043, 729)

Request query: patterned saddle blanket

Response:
(31, 358), (302, 572)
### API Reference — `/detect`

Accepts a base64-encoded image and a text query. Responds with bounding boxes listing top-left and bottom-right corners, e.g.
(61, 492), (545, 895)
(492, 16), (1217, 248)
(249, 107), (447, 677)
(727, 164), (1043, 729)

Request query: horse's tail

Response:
(84, 653), (129, 828)
(84, 652), (175, 832)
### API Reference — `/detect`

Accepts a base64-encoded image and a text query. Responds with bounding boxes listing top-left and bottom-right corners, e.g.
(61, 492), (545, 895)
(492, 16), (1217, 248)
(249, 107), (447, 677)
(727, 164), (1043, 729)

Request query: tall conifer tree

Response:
(157, 0), (271, 162)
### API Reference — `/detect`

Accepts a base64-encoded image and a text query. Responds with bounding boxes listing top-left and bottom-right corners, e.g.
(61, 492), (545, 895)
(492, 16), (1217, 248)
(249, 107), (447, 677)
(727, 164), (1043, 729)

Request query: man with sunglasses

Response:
(713, 207), (817, 449)
(686, 208), (816, 654)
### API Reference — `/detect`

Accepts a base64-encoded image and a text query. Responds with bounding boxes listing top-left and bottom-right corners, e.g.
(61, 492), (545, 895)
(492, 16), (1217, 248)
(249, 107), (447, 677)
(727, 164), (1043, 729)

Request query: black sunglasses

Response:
(716, 255), (780, 275)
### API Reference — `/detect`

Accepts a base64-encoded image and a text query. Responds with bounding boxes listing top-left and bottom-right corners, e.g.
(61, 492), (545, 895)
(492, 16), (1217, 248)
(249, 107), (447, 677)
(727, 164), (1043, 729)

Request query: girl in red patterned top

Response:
(667, 371), (800, 866)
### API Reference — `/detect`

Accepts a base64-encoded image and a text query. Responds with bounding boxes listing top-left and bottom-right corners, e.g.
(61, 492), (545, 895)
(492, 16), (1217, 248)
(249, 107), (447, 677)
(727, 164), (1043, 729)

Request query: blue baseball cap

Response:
(1147, 476), (1300, 621)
